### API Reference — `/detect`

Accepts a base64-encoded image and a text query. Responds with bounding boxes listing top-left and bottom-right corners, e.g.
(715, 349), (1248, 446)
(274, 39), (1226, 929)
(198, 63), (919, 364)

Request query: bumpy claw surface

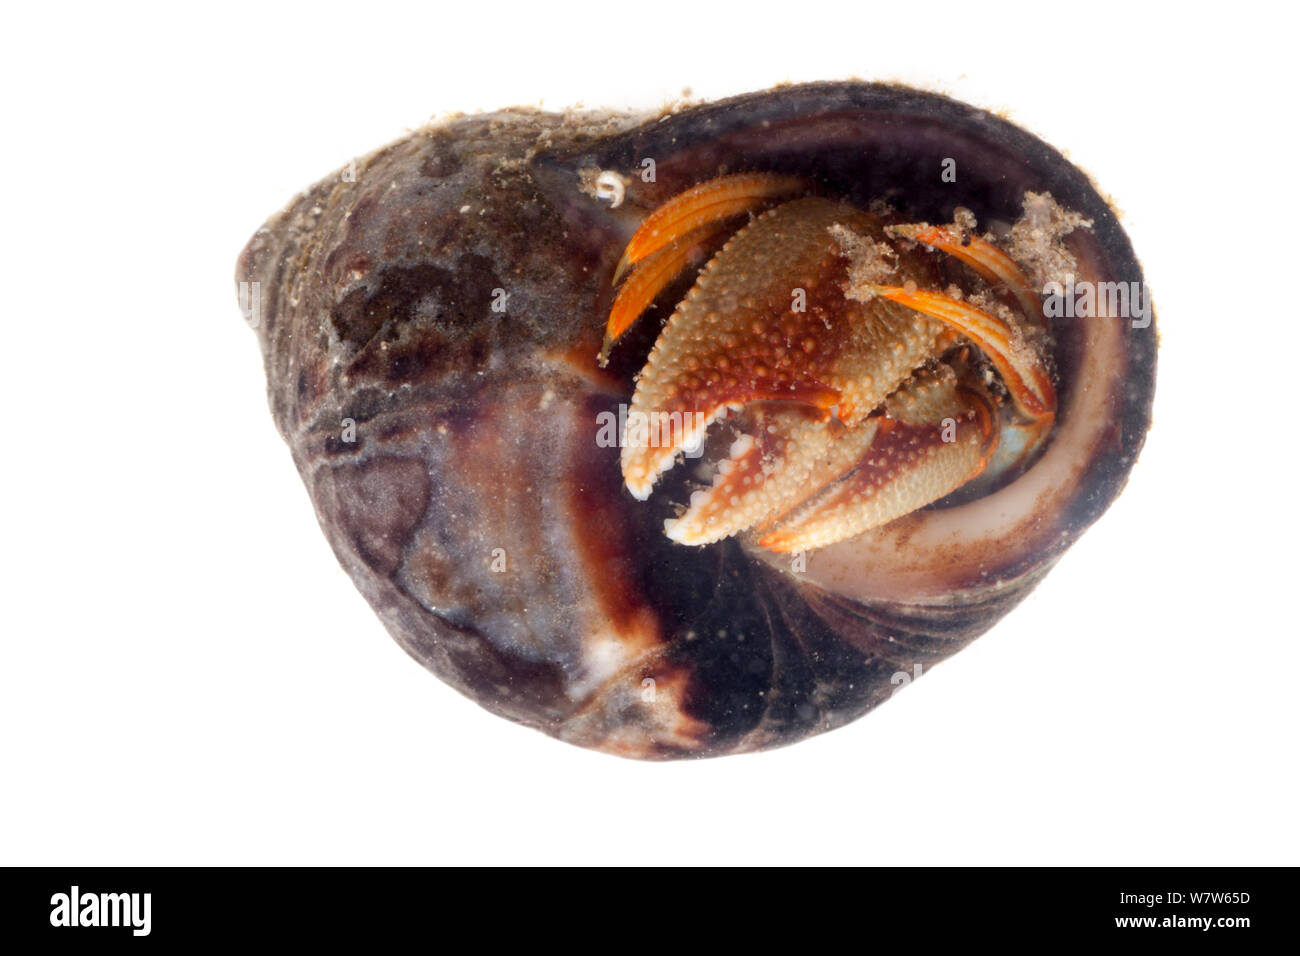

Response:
(610, 175), (1057, 554)
(600, 224), (729, 366)
(662, 407), (880, 546)
(757, 368), (998, 553)
(620, 198), (944, 499)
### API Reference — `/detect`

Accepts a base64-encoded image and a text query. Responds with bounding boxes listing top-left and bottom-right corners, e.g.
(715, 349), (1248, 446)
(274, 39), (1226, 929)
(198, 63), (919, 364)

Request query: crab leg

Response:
(887, 223), (1042, 323)
(758, 372), (999, 553)
(662, 407), (880, 546)
(865, 286), (1055, 423)
(612, 172), (804, 283)
(599, 221), (730, 366)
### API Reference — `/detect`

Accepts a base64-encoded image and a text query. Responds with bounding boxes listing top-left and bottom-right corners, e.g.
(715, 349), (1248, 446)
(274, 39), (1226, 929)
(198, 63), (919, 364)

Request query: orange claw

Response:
(887, 223), (1042, 324)
(612, 172), (805, 283)
(599, 222), (728, 366)
(868, 286), (1056, 422)
(757, 378), (999, 554)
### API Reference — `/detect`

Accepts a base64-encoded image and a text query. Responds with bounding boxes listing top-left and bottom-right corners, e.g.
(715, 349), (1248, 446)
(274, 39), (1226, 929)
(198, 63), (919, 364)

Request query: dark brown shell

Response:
(236, 82), (1156, 759)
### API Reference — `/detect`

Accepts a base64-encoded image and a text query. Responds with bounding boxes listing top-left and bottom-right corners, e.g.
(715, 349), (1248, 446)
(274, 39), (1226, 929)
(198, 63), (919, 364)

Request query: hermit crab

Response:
(604, 173), (1057, 553)
(236, 82), (1156, 759)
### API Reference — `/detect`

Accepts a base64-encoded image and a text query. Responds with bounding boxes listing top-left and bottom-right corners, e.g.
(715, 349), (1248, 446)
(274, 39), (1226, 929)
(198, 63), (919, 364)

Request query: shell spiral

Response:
(236, 82), (1156, 759)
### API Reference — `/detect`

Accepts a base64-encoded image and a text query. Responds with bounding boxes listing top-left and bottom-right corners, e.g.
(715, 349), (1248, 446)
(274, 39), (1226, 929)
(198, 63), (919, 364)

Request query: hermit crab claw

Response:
(600, 172), (805, 366)
(611, 174), (1057, 553)
(663, 367), (999, 552)
(755, 370), (999, 553)
(619, 196), (943, 497)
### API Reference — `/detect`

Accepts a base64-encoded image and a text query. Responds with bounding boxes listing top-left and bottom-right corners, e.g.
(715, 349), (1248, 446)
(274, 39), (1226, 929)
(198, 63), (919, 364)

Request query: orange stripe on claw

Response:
(870, 286), (1056, 422)
(613, 172), (805, 282)
(600, 222), (727, 366)
(887, 224), (1042, 325)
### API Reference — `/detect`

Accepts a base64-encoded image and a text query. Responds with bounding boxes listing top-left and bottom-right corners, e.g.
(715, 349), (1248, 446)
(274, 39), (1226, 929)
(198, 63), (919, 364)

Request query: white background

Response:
(2, 1), (1296, 866)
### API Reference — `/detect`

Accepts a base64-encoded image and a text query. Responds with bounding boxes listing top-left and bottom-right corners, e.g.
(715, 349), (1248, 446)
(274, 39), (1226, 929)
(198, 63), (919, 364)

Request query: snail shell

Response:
(236, 82), (1156, 759)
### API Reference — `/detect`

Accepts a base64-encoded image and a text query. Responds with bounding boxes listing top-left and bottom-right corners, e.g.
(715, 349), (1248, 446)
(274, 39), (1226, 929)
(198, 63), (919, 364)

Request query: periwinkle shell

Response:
(236, 82), (1156, 759)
